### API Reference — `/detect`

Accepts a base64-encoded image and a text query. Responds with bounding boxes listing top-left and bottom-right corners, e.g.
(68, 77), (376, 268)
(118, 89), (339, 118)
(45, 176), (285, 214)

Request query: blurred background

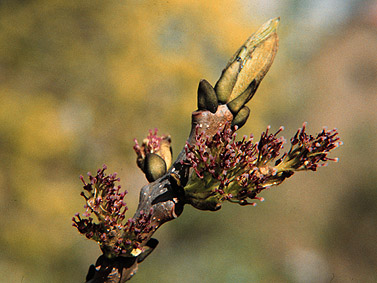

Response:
(0, 0), (376, 282)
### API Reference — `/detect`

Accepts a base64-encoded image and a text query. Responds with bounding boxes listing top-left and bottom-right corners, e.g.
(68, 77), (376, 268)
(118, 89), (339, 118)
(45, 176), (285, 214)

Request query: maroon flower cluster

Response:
(134, 128), (164, 156)
(275, 123), (341, 171)
(183, 125), (257, 200)
(133, 129), (172, 173)
(183, 123), (341, 209)
(256, 126), (285, 166)
(72, 165), (154, 257)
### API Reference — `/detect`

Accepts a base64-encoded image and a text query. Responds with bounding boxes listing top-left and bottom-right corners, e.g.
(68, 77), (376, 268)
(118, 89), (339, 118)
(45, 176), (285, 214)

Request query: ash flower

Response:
(134, 129), (173, 182)
(72, 165), (155, 258)
(182, 123), (341, 210)
(134, 129), (172, 170)
(274, 123), (341, 172)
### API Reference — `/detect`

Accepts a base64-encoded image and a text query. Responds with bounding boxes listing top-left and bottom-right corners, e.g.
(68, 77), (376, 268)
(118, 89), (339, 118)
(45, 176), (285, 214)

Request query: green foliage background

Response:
(0, 0), (376, 282)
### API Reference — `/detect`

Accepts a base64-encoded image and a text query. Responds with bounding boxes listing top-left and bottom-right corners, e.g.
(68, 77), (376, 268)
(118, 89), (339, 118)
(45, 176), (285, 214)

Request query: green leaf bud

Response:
(144, 153), (167, 182)
(197, 79), (218, 113)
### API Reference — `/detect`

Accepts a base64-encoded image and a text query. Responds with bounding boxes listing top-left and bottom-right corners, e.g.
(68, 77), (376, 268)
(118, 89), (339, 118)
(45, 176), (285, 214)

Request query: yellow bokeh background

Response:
(0, 0), (376, 282)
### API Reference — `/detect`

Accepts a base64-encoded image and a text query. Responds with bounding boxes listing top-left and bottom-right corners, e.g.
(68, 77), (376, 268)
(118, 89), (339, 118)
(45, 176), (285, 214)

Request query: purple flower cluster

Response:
(275, 123), (341, 171)
(256, 126), (285, 166)
(134, 128), (164, 156)
(72, 165), (154, 257)
(133, 129), (172, 174)
(183, 125), (257, 200)
(183, 123), (341, 209)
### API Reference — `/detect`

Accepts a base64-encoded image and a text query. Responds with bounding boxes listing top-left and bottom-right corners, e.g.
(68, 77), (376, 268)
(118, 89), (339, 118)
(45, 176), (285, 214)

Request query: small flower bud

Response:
(134, 130), (173, 180)
(144, 153), (167, 182)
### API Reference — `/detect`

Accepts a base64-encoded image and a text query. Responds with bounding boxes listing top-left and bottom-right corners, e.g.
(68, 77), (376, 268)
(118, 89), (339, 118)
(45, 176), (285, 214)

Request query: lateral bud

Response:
(197, 79), (218, 113)
(227, 80), (259, 114)
(144, 153), (167, 182)
(231, 106), (250, 129)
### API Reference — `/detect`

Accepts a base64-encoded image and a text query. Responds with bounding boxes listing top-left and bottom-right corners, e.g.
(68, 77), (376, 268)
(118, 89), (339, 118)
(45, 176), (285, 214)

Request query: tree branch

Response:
(85, 104), (234, 282)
